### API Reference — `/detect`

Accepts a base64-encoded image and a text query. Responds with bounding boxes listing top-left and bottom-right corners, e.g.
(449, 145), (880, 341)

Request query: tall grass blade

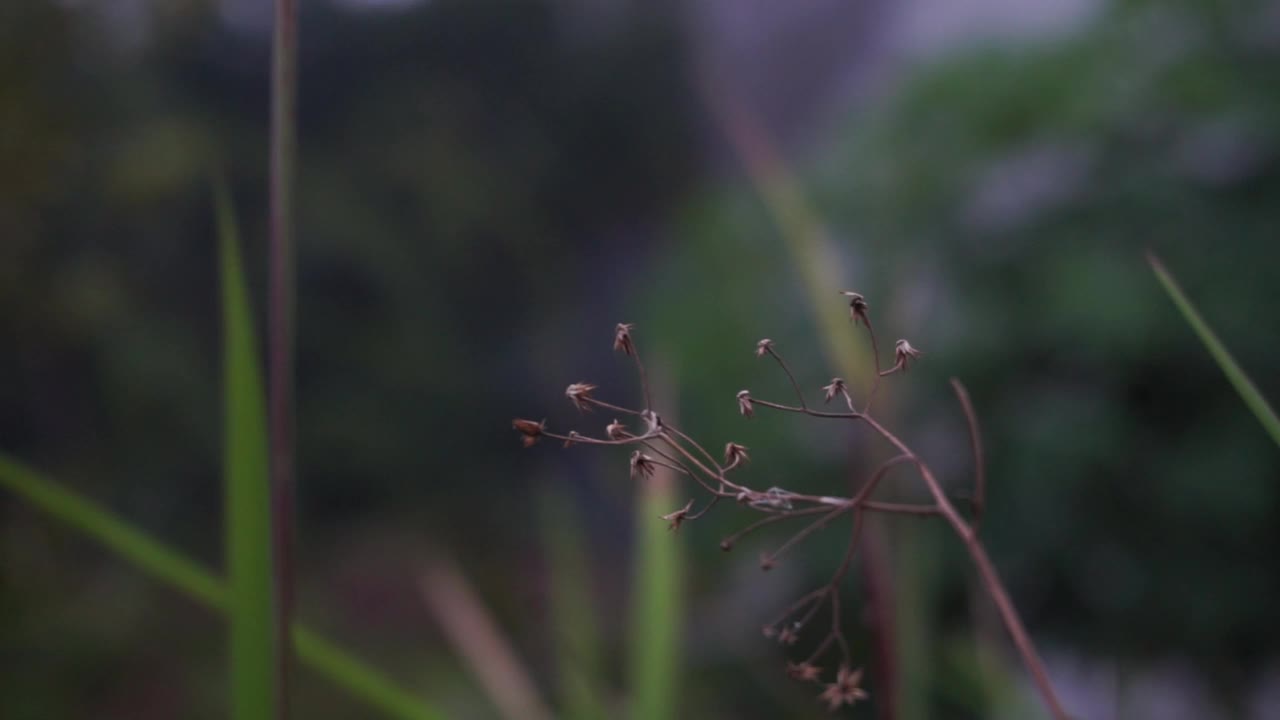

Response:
(627, 379), (683, 720)
(0, 452), (442, 720)
(1148, 252), (1280, 448)
(539, 489), (608, 720)
(218, 182), (278, 719)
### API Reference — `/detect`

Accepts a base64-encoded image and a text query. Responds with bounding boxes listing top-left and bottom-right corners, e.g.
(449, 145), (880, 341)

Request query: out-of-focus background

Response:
(3, 0), (1279, 718)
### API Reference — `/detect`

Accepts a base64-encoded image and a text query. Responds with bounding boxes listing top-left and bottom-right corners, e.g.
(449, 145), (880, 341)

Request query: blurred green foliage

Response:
(3, 0), (1279, 717)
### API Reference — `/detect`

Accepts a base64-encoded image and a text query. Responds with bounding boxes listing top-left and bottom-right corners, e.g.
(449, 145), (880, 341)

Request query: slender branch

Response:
(950, 378), (986, 531)
(631, 351), (653, 413)
(662, 424), (727, 476)
(750, 397), (861, 419)
(862, 320), (885, 413)
(761, 506), (849, 570)
(719, 506), (833, 551)
(581, 396), (643, 416)
(268, 0), (298, 716)
(764, 345), (809, 410)
(857, 415), (1067, 720)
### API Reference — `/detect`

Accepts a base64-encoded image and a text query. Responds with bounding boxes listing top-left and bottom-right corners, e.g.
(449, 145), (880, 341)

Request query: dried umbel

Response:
(511, 294), (1069, 718)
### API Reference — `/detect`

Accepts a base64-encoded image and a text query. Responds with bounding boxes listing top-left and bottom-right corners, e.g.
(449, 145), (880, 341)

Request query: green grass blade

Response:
(0, 452), (443, 720)
(218, 182), (279, 719)
(627, 470), (682, 720)
(539, 489), (608, 720)
(0, 453), (229, 609)
(292, 628), (443, 720)
(1148, 252), (1280, 448)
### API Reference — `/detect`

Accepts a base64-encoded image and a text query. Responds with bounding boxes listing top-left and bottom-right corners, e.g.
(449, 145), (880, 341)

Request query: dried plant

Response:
(513, 295), (1069, 718)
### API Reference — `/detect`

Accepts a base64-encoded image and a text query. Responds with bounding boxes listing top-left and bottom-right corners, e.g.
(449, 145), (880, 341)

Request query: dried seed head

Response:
(737, 389), (754, 418)
(613, 323), (636, 356)
(755, 338), (775, 358)
(839, 291), (870, 327)
(641, 409), (663, 433)
(894, 338), (923, 371)
(787, 662), (824, 684)
(821, 377), (847, 405)
(630, 450), (657, 480)
(776, 625), (798, 645)
(760, 553), (776, 572)
(565, 383), (598, 412)
(606, 419), (628, 440)
(818, 665), (869, 711)
(512, 418), (546, 448)
(724, 442), (750, 465)
(660, 498), (696, 531)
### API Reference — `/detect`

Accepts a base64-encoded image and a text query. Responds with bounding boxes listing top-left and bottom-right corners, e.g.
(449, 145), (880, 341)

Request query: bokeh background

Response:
(3, 0), (1279, 718)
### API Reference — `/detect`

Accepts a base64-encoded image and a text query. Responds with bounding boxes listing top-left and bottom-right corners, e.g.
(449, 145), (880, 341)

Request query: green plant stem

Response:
(0, 453), (442, 720)
(1148, 251), (1280, 448)
(219, 181), (277, 720)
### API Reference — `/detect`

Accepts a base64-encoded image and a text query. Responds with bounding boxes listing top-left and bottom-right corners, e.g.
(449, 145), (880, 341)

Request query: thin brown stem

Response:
(857, 415), (1067, 720)
(861, 501), (941, 517)
(632, 352), (653, 412)
(765, 346), (809, 410)
(641, 441), (725, 497)
(268, 1), (298, 715)
(581, 396), (643, 416)
(751, 397), (860, 419)
(761, 506), (849, 569)
(863, 320), (884, 413)
(663, 424), (727, 476)
(543, 430), (658, 447)
(950, 378), (986, 532)
(720, 506), (832, 550)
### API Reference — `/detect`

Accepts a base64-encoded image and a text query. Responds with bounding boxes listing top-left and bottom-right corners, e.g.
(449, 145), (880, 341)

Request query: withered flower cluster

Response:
(512, 293), (1069, 718)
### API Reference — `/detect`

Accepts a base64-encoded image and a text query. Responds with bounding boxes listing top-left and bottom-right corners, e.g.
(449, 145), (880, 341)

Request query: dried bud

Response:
(821, 377), (847, 405)
(565, 383), (598, 412)
(787, 662), (824, 684)
(776, 625), (798, 645)
(660, 499), (695, 531)
(606, 419), (628, 440)
(755, 338), (775, 358)
(512, 418), (546, 448)
(723, 442), (750, 466)
(839, 291), (870, 327)
(641, 409), (663, 434)
(818, 665), (869, 711)
(613, 323), (636, 356)
(563, 431), (582, 448)
(737, 389), (754, 418)
(760, 553), (776, 572)
(630, 450), (657, 480)
(894, 339), (923, 371)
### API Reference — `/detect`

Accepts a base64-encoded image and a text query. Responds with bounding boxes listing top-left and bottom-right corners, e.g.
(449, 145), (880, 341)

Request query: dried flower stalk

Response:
(512, 297), (1069, 718)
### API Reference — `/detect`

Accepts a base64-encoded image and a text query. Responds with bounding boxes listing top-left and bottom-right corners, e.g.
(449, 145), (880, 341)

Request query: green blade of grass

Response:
(539, 489), (608, 720)
(218, 182), (278, 719)
(0, 452), (443, 720)
(1148, 252), (1280, 448)
(627, 376), (683, 720)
